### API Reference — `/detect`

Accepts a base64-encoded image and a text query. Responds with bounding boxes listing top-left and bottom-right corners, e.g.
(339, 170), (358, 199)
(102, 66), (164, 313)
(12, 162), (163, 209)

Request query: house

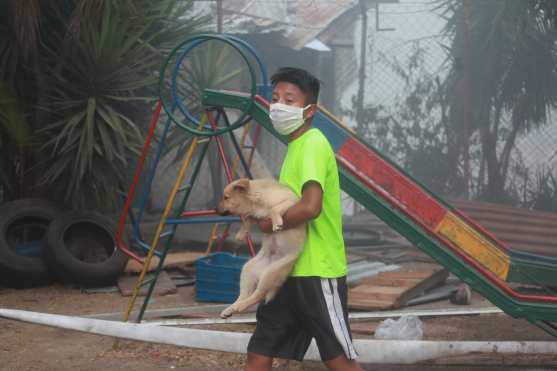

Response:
(194, 0), (360, 115)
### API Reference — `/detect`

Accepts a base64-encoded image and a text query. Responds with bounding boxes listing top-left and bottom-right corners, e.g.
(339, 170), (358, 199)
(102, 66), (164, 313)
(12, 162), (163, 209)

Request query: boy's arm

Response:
(257, 181), (322, 233)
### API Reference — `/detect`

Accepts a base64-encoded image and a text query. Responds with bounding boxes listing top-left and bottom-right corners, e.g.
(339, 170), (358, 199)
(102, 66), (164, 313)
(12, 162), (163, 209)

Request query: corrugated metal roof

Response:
(287, 0), (355, 49)
(218, 0), (357, 50)
(449, 198), (557, 257)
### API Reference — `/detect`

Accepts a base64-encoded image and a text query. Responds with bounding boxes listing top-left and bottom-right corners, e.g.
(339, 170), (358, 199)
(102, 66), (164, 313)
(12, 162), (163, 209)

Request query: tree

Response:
(0, 0), (207, 210)
(442, 0), (557, 203)
(343, 43), (456, 196)
(0, 0), (43, 200)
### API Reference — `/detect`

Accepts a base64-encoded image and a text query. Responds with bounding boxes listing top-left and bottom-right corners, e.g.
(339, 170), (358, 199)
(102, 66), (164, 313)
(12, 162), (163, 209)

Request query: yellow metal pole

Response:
(113, 118), (205, 349)
(205, 121), (255, 254)
(205, 223), (220, 255)
(206, 119), (253, 255)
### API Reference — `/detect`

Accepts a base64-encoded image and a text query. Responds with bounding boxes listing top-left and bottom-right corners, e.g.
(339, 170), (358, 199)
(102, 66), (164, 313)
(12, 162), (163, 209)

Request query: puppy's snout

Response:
(216, 202), (230, 216)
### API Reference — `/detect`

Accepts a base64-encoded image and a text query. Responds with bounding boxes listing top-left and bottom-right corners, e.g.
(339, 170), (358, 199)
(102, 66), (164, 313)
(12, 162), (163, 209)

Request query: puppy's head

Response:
(217, 178), (252, 216)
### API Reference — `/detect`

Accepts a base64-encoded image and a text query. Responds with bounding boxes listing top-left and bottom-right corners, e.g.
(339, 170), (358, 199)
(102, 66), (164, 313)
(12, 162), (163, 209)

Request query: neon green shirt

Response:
(279, 128), (347, 277)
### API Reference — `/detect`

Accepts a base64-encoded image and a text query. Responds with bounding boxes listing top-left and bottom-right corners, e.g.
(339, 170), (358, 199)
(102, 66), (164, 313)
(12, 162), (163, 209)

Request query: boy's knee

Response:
(245, 352), (273, 371)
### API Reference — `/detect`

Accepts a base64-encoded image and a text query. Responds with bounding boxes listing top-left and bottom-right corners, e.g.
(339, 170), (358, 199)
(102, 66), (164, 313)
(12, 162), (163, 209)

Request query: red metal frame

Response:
(181, 210), (219, 218)
(115, 101), (162, 263)
(206, 110), (256, 256)
(116, 103), (259, 263)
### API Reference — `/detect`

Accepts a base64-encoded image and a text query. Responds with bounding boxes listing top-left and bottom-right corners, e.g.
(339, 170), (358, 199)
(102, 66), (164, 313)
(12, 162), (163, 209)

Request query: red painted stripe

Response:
(337, 154), (557, 303)
(255, 95), (269, 108)
(182, 210), (218, 218)
(338, 138), (447, 229)
(207, 110), (233, 183)
(116, 101), (163, 263)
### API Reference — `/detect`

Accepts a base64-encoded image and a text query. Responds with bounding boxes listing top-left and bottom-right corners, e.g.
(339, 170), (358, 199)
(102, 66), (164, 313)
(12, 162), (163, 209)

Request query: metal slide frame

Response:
(203, 89), (557, 338)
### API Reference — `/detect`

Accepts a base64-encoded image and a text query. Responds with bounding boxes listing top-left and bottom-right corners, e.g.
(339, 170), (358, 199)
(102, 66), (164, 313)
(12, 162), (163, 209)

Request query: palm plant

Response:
(159, 40), (250, 209)
(0, 0), (43, 201)
(0, 0), (42, 86)
(441, 0), (557, 203)
(0, 0), (207, 210)
(0, 82), (31, 200)
(162, 41), (247, 160)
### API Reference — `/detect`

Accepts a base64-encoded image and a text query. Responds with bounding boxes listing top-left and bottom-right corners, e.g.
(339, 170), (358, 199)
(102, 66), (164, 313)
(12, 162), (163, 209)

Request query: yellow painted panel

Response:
(436, 212), (510, 280)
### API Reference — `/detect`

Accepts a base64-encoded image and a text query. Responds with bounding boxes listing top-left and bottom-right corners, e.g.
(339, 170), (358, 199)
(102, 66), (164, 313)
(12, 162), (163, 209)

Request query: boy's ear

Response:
(305, 104), (317, 120)
(233, 178), (250, 193)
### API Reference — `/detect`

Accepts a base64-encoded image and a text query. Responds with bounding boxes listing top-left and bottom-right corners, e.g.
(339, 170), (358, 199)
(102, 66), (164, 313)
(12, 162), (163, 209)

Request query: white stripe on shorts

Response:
(321, 278), (358, 360)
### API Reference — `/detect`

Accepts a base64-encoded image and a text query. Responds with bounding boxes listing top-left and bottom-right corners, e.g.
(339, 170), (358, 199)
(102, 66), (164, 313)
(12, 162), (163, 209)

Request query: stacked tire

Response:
(0, 199), (128, 288)
(0, 199), (58, 288)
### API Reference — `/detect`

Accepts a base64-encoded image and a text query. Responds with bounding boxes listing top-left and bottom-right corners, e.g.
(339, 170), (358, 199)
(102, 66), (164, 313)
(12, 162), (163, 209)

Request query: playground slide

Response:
(203, 89), (557, 337)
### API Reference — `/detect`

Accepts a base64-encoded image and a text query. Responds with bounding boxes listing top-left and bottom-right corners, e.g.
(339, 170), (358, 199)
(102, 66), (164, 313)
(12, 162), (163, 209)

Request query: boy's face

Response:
(271, 81), (316, 122)
(271, 81), (307, 108)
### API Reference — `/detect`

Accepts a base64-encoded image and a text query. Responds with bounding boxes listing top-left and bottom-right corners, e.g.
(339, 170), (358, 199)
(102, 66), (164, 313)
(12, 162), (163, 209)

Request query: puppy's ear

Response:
(232, 178), (250, 193)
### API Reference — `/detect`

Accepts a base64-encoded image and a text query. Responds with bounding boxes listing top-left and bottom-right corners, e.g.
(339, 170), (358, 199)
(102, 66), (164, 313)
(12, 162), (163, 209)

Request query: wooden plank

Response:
(393, 269), (449, 308)
(349, 286), (407, 301)
(363, 270), (439, 281)
(124, 251), (204, 273)
(368, 276), (432, 287)
(347, 299), (398, 311)
(117, 270), (177, 297)
(348, 269), (449, 311)
(350, 322), (377, 336)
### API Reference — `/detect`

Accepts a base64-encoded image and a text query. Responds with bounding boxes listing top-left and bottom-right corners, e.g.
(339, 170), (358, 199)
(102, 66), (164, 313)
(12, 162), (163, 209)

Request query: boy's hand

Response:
(254, 218), (273, 234)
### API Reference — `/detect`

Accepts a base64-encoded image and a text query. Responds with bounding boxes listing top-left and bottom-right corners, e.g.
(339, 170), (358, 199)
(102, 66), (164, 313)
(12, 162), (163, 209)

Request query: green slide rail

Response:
(202, 89), (557, 338)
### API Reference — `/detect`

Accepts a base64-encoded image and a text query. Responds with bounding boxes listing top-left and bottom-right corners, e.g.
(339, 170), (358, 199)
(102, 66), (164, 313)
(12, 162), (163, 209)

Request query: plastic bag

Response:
(374, 315), (423, 340)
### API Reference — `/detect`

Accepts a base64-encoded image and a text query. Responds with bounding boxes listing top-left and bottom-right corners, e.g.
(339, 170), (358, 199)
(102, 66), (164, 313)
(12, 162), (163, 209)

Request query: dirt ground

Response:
(1, 274), (556, 371)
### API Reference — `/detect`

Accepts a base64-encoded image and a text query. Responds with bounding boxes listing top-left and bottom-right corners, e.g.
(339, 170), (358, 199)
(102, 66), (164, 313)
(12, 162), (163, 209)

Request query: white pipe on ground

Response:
(88, 303), (231, 321)
(0, 308), (249, 354)
(144, 306), (503, 326)
(1, 308), (556, 364)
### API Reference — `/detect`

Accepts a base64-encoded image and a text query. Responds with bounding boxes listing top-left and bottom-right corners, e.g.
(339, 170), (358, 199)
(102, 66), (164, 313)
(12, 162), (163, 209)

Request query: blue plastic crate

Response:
(195, 252), (249, 303)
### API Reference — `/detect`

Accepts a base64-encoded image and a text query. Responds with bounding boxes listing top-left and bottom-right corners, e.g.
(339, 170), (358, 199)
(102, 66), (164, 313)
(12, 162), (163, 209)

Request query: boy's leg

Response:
(245, 352), (273, 371)
(247, 278), (313, 363)
(323, 354), (364, 371)
(294, 276), (360, 363)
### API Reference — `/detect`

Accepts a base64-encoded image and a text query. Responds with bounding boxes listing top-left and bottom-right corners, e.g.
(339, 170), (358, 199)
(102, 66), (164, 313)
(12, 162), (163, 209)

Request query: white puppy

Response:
(216, 178), (306, 318)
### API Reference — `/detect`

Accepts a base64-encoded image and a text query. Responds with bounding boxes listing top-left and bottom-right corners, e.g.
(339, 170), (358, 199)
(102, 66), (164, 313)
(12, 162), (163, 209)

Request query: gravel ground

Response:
(1, 267), (556, 370)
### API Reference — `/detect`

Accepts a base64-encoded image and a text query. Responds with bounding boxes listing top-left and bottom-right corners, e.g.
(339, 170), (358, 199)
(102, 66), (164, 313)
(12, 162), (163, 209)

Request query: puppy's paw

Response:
(220, 306), (235, 318)
(265, 291), (278, 304)
(235, 230), (248, 241)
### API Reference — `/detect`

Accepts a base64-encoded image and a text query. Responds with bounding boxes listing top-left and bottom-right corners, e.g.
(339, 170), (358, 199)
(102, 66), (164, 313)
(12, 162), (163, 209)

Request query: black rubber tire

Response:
(44, 211), (128, 287)
(0, 198), (60, 288)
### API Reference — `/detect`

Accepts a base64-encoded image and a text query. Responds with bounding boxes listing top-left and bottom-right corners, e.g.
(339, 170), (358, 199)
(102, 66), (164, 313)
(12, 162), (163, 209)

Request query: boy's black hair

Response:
(270, 67), (320, 104)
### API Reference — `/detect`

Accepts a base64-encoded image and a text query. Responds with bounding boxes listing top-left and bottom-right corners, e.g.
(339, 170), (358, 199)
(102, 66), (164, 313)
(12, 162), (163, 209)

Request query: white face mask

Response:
(269, 103), (311, 135)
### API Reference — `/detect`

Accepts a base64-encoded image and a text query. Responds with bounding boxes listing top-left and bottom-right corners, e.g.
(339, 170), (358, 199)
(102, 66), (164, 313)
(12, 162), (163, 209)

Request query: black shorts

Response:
(247, 276), (358, 362)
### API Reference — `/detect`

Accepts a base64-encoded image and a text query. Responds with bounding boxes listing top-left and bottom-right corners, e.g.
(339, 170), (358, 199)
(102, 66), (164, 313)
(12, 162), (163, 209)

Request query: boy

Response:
(246, 67), (362, 371)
